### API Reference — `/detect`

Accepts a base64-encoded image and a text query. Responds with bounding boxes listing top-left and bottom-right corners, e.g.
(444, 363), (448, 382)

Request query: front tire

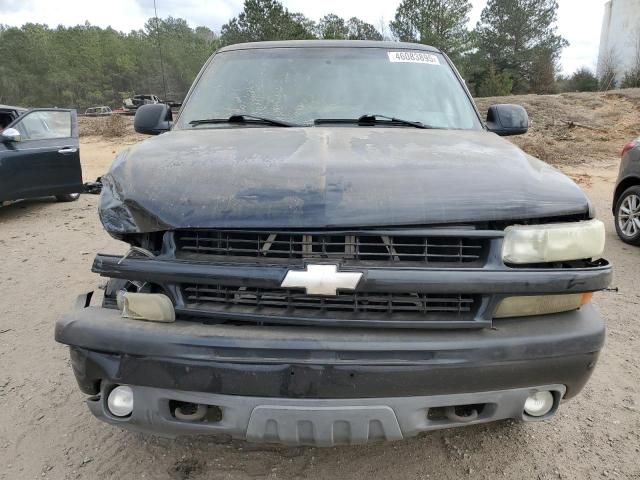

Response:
(56, 193), (80, 202)
(615, 186), (640, 245)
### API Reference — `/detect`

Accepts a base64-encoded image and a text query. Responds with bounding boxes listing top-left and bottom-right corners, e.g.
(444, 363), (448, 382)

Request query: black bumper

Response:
(56, 302), (605, 400)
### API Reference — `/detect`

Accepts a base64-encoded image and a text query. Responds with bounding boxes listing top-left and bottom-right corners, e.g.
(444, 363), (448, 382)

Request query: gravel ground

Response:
(1, 102), (640, 479)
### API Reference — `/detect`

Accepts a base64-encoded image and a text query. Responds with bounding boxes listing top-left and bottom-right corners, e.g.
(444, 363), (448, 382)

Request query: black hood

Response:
(99, 127), (591, 234)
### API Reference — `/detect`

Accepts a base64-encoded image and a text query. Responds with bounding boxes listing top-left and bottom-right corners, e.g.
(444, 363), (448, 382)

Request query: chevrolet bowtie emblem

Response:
(280, 264), (363, 296)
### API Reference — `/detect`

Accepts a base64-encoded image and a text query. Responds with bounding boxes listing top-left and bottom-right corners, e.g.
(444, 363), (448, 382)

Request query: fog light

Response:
(524, 391), (554, 417)
(107, 386), (134, 417)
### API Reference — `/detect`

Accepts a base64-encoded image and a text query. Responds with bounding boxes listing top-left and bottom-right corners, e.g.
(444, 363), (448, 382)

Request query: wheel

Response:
(55, 193), (80, 202)
(614, 186), (640, 245)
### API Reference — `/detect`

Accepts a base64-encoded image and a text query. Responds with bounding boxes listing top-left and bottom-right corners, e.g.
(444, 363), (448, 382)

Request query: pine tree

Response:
(389, 0), (472, 61)
(476, 0), (567, 93)
(316, 14), (382, 40)
(478, 63), (513, 97)
(220, 0), (315, 45)
(529, 48), (558, 94)
(563, 68), (599, 92)
(317, 14), (349, 39)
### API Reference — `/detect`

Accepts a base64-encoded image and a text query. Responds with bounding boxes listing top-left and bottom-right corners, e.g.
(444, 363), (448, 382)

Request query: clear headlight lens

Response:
(502, 219), (605, 264)
(493, 293), (593, 319)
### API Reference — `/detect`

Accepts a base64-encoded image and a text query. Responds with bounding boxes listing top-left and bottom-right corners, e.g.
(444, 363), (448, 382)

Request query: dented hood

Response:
(99, 127), (591, 234)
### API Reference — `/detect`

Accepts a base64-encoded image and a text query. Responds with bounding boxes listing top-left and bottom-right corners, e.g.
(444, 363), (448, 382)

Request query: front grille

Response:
(175, 230), (486, 265)
(182, 284), (476, 321)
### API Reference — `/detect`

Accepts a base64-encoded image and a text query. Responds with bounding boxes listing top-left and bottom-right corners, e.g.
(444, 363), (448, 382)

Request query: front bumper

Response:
(87, 383), (566, 445)
(56, 302), (605, 445)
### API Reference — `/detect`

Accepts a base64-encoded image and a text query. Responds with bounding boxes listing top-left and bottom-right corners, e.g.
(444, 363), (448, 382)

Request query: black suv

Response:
(613, 138), (640, 245)
(55, 41), (611, 446)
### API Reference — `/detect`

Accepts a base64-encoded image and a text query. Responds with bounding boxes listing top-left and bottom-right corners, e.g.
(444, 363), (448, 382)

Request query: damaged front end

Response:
(54, 217), (610, 445)
(56, 45), (611, 444)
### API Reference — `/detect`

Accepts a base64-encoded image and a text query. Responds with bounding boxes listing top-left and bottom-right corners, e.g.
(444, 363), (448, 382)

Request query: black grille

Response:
(182, 284), (476, 319)
(175, 230), (486, 265)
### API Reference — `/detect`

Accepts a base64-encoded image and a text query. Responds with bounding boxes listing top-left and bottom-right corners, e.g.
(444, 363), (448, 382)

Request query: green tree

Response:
(317, 14), (349, 39)
(0, 19), (217, 109)
(346, 18), (383, 40)
(529, 48), (558, 94)
(560, 67), (598, 92)
(477, 63), (513, 97)
(476, 0), (567, 93)
(317, 14), (382, 40)
(389, 0), (472, 60)
(219, 0), (315, 45)
(144, 17), (218, 100)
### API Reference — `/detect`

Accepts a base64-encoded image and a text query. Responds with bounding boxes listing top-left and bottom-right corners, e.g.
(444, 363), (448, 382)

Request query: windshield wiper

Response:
(314, 114), (433, 129)
(189, 114), (300, 128)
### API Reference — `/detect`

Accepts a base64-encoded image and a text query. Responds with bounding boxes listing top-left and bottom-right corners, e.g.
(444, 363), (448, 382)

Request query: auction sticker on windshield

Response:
(388, 51), (440, 65)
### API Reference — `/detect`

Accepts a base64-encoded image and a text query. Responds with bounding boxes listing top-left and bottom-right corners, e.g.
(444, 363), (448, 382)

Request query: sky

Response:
(0, 0), (608, 74)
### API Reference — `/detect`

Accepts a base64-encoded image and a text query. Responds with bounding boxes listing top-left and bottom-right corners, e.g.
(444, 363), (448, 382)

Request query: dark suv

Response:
(55, 41), (611, 446)
(613, 138), (640, 245)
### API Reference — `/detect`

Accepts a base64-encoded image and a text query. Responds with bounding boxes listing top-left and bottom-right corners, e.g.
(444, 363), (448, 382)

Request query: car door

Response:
(0, 109), (82, 202)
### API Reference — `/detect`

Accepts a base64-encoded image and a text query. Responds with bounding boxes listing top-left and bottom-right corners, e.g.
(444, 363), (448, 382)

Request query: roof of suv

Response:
(218, 40), (440, 54)
(0, 104), (27, 113)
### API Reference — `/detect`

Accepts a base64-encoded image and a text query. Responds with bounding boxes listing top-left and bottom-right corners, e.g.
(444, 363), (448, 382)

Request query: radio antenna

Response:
(154, 0), (168, 101)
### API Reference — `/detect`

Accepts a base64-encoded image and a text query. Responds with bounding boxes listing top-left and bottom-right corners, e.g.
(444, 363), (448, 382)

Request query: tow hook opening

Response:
(169, 400), (223, 423)
(428, 404), (486, 423)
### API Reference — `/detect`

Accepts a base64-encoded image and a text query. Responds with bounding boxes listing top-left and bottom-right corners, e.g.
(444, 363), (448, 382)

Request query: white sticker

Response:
(387, 51), (440, 65)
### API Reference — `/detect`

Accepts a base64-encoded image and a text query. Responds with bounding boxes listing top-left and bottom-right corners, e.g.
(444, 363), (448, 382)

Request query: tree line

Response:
(1, 0), (637, 110)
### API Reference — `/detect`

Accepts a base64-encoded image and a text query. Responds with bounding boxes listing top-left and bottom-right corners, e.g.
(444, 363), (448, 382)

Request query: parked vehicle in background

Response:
(0, 104), (27, 131)
(613, 138), (640, 245)
(85, 106), (113, 117)
(164, 100), (183, 110)
(56, 41), (611, 446)
(122, 94), (161, 114)
(0, 109), (83, 204)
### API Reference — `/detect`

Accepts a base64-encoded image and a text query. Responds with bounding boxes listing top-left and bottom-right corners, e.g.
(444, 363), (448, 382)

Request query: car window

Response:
(14, 111), (71, 140)
(178, 47), (481, 130)
(0, 111), (15, 131)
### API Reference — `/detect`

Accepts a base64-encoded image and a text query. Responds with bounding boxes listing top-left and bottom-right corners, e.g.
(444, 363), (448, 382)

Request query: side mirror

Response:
(486, 104), (529, 136)
(1, 127), (21, 143)
(134, 104), (172, 135)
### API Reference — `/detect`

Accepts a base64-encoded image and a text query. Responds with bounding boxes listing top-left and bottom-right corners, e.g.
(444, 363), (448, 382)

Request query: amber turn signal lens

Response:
(494, 293), (593, 319)
(580, 292), (593, 305)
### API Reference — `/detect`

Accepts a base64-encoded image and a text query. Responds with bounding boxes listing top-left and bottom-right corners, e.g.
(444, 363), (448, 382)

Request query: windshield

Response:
(177, 47), (481, 130)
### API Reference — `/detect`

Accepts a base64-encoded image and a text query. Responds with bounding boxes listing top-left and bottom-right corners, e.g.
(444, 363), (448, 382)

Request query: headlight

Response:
(502, 219), (605, 264)
(493, 293), (593, 318)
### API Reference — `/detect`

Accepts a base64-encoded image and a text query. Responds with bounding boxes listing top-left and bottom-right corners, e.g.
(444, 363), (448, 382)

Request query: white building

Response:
(597, 0), (640, 85)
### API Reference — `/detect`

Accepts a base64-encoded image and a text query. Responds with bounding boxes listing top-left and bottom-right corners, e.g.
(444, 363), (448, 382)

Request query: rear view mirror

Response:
(134, 104), (172, 135)
(1, 127), (21, 142)
(486, 104), (529, 136)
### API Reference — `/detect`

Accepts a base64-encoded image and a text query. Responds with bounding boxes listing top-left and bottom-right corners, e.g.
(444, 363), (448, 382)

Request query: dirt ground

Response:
(1, 90), (640, 480)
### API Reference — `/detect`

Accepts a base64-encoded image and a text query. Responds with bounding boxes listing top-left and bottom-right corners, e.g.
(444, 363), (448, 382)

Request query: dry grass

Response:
(79, 114), (138, 139)
(475, 88), (640, 166)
